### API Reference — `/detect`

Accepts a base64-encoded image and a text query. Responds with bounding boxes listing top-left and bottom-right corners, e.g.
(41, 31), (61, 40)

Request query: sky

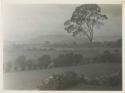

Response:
(3, 4), (122, 42)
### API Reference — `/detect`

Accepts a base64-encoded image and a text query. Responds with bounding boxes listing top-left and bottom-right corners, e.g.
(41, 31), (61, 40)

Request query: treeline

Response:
(4, 50), (122, 73)
(44, 38), (122, 48)
(5, 39), (122, 51)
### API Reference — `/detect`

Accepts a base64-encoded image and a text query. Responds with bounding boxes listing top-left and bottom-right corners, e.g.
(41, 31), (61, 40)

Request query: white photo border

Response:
(0, 0), (125, 93)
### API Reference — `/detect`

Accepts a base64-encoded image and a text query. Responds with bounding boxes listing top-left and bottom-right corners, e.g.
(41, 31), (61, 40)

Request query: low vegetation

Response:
(4, 49), (122, 73)
(53, 53), (83, 67)
(37, 70), (122, 90)
(38, 71), (80, 90)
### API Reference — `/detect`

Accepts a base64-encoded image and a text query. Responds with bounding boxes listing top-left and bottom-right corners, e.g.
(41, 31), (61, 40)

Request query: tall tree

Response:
(64, 4), (108, 44)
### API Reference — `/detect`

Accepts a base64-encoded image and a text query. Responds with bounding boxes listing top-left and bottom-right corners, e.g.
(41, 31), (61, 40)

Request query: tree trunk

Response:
(90, 39), (93, 47)
(89, 30), (93, 46)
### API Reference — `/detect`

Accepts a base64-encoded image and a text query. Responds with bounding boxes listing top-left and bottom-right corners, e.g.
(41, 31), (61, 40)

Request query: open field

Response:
(4, 63), (121, 90)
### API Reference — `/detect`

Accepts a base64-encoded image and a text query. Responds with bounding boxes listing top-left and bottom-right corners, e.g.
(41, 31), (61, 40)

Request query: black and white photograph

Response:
(3, 4), (122, 90)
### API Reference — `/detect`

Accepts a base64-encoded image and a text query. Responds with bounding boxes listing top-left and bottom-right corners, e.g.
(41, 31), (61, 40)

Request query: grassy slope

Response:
(4, 63), (122, 90)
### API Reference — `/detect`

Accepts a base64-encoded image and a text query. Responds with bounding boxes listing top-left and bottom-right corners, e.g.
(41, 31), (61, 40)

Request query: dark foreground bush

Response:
(38, 70), (122, 90)
(88, 70), (122, 87)
(38, 71), (82, 90)
(105, 70), (122, 86)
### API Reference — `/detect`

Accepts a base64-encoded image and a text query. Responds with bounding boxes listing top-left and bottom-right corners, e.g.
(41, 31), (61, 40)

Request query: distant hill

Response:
(24, 34), (121, 44)
(25, 34), (87, 44)
(4, 34), (121, 45)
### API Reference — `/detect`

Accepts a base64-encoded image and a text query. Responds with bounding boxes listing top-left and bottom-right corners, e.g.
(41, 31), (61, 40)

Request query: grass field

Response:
(4, 63), (121, 90)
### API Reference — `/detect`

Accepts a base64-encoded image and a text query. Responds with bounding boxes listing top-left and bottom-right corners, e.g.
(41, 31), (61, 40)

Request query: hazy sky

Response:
(3, 4), (122, 41)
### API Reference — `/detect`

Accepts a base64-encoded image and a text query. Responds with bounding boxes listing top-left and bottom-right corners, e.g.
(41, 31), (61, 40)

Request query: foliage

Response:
(81, 70), (122, 86)
(4, 48), (121, 73)
(92, 50), (122, 63)
(37, 55), (51, 69)
(64, 4), (108, 43)
(100, 50), (113, 62)
(106, 70), (122, 86)
(53, 53), (83, 67)
(38, 71), (82, 90)
(96, 70), (122, 86)
(116, 39), (122, 46)
(38, 70), (122, 90)
(15, 55), (27, 71)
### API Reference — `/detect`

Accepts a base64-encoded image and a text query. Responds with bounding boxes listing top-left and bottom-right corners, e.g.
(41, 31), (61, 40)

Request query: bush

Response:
(79, 74), (91, 84)
(92, 50), (122, 63)
(37, 55), (51, 69)
(38, 71), (82, 90)
(100, 50), (113, 62)
(53, 53), (83, 67)
(106, 70), (122, 86)
(88, 70), (122, 86)
(15, 55), (27, 71)
(38, 71), (122, 90)
(4, 56), (36, 72)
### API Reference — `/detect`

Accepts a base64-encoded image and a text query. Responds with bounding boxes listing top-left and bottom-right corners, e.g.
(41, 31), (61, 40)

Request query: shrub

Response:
(53, 53), (83, 67)
(100, 50), (113, 62)
(93, 50), (122, 63)
(37, 55), (51, 69)
(106, 70), (122, 86)
(79, 74), (91, 84)
(15, 55), (27, 71)
(88, 70), (122, 86)
(38, 70), (122, 90)
(38, 71), (82, 90)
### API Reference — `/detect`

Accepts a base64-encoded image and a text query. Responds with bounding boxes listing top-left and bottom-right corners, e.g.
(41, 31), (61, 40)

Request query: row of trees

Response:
(4, 50), (122, 73)
(4, 53), (83, 73)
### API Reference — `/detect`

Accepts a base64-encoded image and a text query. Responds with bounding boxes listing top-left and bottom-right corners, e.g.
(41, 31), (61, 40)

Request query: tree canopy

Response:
(64, 4), (108, 43)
